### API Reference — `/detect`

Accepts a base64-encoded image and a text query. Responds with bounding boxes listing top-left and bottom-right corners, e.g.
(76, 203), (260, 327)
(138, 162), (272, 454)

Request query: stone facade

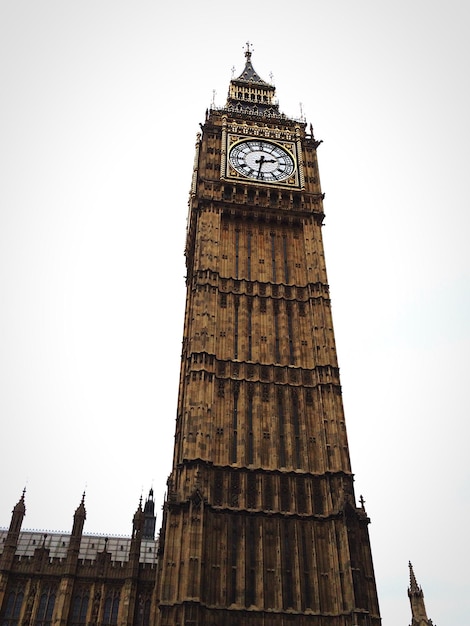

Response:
(154, 47), (381, 626)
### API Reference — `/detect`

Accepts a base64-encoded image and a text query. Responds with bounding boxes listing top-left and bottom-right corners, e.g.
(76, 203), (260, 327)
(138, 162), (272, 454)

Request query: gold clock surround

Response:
(225, 133), (301, 187)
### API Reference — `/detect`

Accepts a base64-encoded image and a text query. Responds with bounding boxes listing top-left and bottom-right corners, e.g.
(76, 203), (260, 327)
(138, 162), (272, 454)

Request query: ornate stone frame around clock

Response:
(220, 116), (305, 189)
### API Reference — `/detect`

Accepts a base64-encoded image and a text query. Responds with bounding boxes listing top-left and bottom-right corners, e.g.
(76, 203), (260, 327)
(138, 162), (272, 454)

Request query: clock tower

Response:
(154, 46), (381, 626)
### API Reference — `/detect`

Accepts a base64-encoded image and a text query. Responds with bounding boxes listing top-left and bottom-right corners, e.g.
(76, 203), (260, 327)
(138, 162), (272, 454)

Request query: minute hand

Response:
(256, 155), (276, 178)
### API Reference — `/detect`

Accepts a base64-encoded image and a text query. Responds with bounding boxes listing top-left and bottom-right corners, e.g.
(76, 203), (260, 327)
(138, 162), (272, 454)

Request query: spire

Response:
(234, 42), (271, 86)
(143, 488), (156, 540)
(225, 43), (279, 116)
(0, 490), (26, 569)
(71, 492), (86, 537)
(408, 561), (422, 595)
(10, 489), (26, 534)
(408, 562), (433, 626)
(132, 495), (144, 537)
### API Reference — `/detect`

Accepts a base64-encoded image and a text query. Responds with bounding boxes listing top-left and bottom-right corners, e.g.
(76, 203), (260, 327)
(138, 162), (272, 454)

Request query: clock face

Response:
(229, 140), (295, 182)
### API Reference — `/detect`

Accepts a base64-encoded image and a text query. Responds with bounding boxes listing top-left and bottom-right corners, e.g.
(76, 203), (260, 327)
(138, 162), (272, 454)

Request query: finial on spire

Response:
(11, 489), (26, 520)
(244, 41), (254, 60)
(359, 494), (366, 509)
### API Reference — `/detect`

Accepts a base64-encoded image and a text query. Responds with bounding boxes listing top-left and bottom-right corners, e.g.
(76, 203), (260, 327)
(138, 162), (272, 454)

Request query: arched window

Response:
(102, 590), (120, 626)
(35, 587), (56, 626)
(133, 594), (151, 626)
(1, 585), (24, 626)
(69, 588), (89, 626)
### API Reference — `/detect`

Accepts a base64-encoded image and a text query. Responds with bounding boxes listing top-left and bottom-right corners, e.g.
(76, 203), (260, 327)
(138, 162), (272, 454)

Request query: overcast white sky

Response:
(1, 2), (469, 625)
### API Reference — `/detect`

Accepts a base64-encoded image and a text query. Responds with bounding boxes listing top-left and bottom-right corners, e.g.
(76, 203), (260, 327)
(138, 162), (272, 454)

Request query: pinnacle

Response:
(408, 561), (422, 595)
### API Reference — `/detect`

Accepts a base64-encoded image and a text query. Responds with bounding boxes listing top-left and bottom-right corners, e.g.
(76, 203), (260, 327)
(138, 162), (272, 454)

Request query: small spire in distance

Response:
(13, 489), (26, 514)
(408, 561), (421, 594)
(75, 491), (86, 514)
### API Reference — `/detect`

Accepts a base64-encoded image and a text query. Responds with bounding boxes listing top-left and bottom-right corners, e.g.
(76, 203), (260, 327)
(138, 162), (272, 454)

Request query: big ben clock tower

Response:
(154, 45), (381, 626)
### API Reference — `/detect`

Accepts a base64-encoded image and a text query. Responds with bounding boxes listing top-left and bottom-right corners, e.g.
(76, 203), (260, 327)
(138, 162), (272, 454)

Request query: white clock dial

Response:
(229, 140), (295, 182)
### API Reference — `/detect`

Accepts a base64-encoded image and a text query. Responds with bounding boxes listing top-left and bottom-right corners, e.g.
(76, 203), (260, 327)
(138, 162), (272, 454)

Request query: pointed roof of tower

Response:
(74, 492), (86, 518)
(7, 488), (26, 535)
(143, 488), (156, 540)
(407, 562), (433, 626)
(144, 488), (155, 513)
(233, 42), (272, 86)
(14, 488), (26, 515)
(408, 561), (423, 596)
(225, 43), (280, 116)
(133, 496), (144, 522)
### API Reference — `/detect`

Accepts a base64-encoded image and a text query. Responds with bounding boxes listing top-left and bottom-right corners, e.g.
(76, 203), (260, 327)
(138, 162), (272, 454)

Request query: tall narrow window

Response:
(281, 521), (294, 609)
(102, 589), (120, 626)
(134, 595), (150, 626)
(235, 228), (240, 278)
(277, 388), (286, 467)
(247, 386), (254, 464)
(270, 232), (277, 282)
(69, 588), (89, 626)
(263, 475), (273, 510)
(286, 302), (295, 364)
(301, 525), (312, 609)
(35, 587), (56, 626)
(273, 300), (280, 363)
(247, 472), (257, 509)
(230, 472), (240, 507)
(247, 300), (253, 361)
(234, 296), (239, 360)
(247, 230), (252, 280)
(214, 470), (224, 506)
(1, 585), (24, 626)
(283, 234), (289, 283)
(231, 382), (239, 463)
(280, 474), (290, 511)
(291, 390), (301, 468)
(245, 518), (256, 607)
(230, 518), (238, 605)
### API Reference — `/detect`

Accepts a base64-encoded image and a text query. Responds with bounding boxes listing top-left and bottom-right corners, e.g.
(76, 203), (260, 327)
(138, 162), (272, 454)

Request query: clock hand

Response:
(255, 157), (276, 166)
(256, 155), (266, 178)
(255, 155), (277, 178)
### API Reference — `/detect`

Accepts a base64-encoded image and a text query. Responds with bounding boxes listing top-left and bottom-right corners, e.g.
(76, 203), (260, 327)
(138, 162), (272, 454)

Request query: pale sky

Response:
(1, 2), (469, 625)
